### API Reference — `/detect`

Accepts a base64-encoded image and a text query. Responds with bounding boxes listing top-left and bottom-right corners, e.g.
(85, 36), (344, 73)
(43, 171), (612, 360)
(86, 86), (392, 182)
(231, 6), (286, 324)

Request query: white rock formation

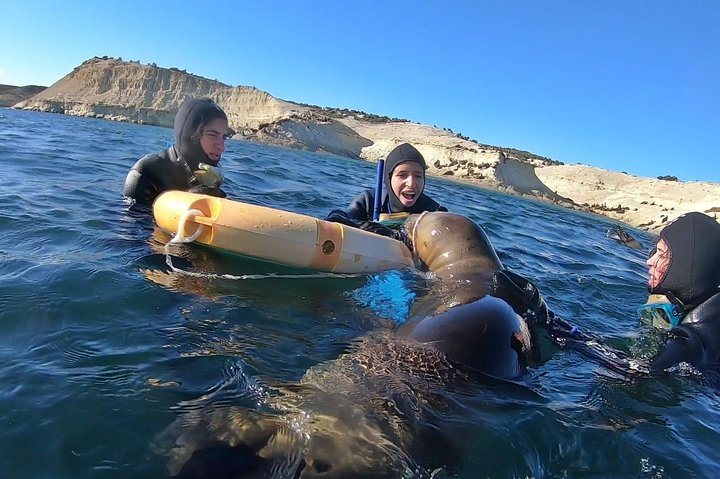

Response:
(13, 57), (720, 232)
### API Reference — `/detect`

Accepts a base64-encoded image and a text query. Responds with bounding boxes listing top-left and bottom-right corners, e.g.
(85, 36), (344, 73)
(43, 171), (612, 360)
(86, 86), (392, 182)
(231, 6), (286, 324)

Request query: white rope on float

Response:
(164, 208), (205, 272)
(170, 208), (206, 245)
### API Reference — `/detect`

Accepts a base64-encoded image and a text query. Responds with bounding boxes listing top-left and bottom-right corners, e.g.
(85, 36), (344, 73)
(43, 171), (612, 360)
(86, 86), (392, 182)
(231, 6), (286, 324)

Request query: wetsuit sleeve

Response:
(492, 270), (553, 322)
(324, 209), (359, 227)
(650, 326), (705, 372)
(123, 160), (160, 204)
(357, 221), (413, 250)
(344, 190), (375, 222)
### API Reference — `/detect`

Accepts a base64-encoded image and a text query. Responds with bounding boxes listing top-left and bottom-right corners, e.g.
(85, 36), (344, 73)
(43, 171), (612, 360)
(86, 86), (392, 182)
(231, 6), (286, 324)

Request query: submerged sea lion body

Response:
(158, 212), (537, 478)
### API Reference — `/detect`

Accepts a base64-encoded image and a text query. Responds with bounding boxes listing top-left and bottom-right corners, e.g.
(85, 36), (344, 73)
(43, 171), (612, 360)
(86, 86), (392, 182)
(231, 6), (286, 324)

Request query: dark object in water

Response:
(155, 213), (543, 478)
(606, 224), (642, 250)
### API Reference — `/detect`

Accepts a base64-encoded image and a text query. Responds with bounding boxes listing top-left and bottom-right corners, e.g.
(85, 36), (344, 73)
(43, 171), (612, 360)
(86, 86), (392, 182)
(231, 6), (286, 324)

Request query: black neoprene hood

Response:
(652, 212), (720, 306)
(173, 97), (227, 168)
(383, 143), (428, 213)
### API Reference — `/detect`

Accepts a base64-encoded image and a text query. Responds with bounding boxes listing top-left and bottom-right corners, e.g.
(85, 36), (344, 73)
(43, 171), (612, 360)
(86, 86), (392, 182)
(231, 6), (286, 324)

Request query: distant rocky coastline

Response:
(0, 84), (46, 107)
(9, 56), (720, 232)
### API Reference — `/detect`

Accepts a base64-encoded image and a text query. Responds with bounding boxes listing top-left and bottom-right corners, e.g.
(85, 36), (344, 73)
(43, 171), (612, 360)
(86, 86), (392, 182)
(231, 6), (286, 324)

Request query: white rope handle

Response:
(165, 208), (204, 270)
(170, 208), (205, 244)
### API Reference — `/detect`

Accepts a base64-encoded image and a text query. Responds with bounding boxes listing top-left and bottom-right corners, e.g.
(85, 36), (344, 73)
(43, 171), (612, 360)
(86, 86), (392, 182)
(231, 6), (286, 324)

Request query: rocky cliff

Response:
(13, 57), (719, 232)
(13, 57), (308, 130)
(0, 84), (46, 107)
(14, 57), (557, 182)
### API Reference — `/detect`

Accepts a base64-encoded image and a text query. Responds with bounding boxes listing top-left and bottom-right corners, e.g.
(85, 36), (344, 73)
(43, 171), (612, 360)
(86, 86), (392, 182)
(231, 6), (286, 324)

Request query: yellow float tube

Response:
(152, 191), (413, 274)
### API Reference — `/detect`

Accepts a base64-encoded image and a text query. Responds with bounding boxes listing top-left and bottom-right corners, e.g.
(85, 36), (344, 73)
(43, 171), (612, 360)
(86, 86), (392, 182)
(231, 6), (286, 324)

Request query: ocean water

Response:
(0, 107), (718, 479)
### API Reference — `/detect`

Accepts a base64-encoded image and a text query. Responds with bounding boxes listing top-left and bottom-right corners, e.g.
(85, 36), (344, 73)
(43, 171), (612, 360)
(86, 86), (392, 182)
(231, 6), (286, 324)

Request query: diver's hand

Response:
(188, 185), (227, 198)
(359, 221), (413, 250)
(324, 210), (359, 227)
(492, 270), (554, 323)
(358, 220), (394, 236)
(493, 270), (598, 343)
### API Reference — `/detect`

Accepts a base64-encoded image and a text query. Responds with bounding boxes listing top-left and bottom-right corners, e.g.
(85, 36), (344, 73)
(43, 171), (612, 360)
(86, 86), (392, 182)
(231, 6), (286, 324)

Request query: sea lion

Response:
(399, 211), (534, 379)
(156, 212), (539, 478)
(606, 224), (642, 250)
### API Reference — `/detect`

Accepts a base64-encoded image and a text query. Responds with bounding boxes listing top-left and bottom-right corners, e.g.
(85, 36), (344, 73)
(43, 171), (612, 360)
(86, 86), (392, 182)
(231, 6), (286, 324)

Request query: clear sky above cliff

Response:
(1, 1), (718, 182)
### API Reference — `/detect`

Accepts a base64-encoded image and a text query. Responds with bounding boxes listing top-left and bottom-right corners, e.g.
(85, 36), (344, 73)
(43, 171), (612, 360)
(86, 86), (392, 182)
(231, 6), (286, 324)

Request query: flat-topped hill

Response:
(12, 57), (720, 232)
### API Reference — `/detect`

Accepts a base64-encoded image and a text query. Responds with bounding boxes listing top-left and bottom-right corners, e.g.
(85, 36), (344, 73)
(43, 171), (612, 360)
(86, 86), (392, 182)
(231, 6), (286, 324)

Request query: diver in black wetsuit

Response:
(123, 97), (229, 205)
(485, 212), (720, 378)
(519, 212), (720, 375)
(323, 143), (447, 247)
(326, 143), (447, 226)
(638, 212), (720, 372)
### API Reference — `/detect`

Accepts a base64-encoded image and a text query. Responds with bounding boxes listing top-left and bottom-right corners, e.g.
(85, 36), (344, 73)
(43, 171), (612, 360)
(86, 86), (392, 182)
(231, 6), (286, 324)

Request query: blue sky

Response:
(1, 1), (718, 182)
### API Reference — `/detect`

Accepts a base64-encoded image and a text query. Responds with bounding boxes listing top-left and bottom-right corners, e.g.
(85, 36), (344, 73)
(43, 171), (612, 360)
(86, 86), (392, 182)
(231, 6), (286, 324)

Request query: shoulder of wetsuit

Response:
(344, 189), (377, 222)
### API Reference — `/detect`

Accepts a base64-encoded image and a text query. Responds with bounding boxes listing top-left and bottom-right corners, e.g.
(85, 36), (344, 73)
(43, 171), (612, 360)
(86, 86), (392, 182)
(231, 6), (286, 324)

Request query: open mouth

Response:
(401, 192), (416, 201)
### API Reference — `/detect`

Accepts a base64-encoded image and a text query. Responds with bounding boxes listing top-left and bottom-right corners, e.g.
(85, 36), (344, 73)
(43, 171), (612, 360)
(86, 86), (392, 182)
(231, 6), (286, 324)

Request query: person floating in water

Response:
(345, 142), (447, 222)
(637, 212), (720, 372)
(324, 142), (447, 244)
(123, 97), (229, 205)
(508, 212), (720, 378)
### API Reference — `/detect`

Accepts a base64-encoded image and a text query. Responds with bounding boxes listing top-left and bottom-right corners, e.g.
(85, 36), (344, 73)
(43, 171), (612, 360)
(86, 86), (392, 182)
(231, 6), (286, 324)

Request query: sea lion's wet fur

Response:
(158, 212), (536, 478)
(159, 333), (467, 478)
(400, 212), (533, 382)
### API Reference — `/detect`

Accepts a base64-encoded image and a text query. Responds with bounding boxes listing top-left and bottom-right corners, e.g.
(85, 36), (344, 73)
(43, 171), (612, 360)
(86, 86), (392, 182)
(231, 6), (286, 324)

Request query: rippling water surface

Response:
(1, 108), (718, 478)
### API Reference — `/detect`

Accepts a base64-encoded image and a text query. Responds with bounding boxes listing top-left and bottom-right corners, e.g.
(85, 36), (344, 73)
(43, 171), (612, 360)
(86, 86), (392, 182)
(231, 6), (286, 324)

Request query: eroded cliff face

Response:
(12, 58), (548, 186)
(534, 165), (720, 233)
(13, 57), (718, 231)
(338, 118), (506, 183)
(12, 58), (551, 186)
(13, 57), (306, 129)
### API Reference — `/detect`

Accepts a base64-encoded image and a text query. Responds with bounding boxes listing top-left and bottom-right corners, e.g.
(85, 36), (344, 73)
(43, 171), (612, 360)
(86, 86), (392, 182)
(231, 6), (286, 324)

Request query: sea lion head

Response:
(398, 295), (531, 379)
(400, 212), (534, 378)
(405, 211), (503, 281)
